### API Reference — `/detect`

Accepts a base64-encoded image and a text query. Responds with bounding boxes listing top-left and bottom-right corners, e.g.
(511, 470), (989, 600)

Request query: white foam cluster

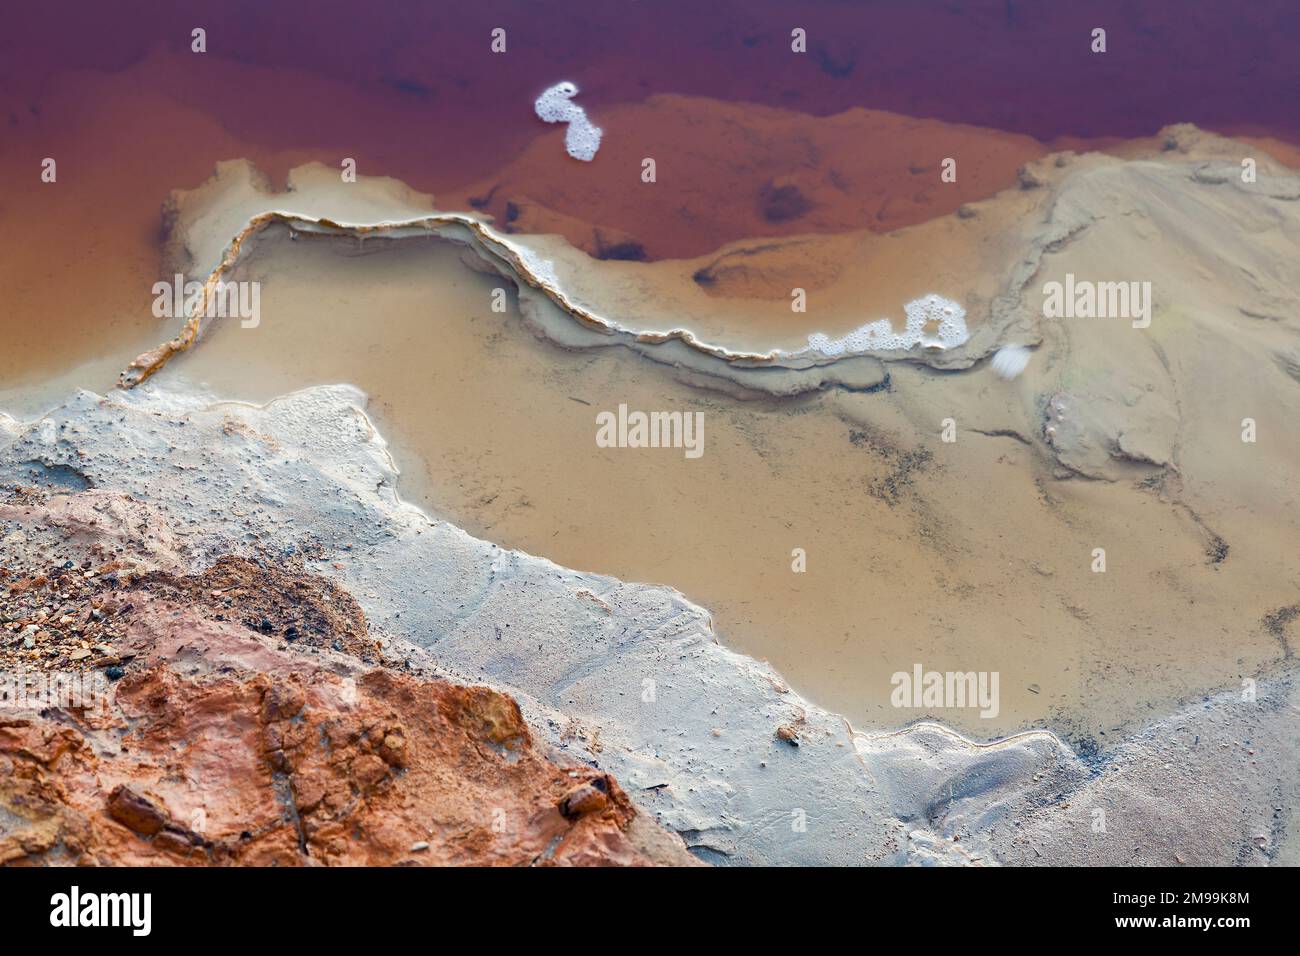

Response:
(534, 81), (602, 162)
(803, 294), (969, 357)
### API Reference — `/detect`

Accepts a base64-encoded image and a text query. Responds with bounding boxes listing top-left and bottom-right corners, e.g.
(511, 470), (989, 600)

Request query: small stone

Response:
(106, 785), (168, 836)
(410, 841), (430, 852)
(559, 779), (609, 819)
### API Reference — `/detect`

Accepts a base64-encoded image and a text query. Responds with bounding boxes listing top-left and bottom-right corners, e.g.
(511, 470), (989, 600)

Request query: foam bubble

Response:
(534, 81), (578, 122)
(799, 294), (969, 358)
(534, 81), (602, 162)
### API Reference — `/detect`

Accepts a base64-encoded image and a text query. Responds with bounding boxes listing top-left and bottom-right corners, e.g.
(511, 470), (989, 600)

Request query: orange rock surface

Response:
(0, 495), (696, 867)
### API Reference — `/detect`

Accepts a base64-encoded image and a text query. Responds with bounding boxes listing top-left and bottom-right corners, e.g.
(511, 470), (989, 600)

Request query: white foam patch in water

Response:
(800, 294), (969, 357)
(534, 81), (603, 162)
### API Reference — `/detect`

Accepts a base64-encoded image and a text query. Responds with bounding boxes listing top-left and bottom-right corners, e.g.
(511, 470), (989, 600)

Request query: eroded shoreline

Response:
(119, 160), (983, 399)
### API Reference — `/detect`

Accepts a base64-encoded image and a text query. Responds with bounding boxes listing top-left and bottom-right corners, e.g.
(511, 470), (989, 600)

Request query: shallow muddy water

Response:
(153, 229), (1283, 739)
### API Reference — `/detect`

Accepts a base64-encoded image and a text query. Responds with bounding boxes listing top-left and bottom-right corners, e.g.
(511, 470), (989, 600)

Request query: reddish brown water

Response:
(4, 0), (1297, 395)
(7, 0), (1299, 165)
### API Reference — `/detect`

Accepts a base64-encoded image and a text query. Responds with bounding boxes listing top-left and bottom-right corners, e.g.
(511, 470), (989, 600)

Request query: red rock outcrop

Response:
(0, 491), (697, 867)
